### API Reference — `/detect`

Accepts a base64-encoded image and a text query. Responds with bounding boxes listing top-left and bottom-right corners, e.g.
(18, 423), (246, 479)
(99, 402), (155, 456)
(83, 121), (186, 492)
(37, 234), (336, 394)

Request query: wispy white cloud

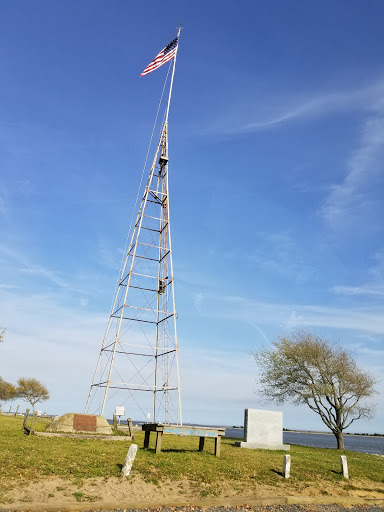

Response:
(332, 247), (384, 297)
(0, 244), (87, 295)
(0, 284), (18, 290)
(0, 195), (7, 217)
(234, 89), (366, 133)
(204, 78), (384, 235)
(283, 310), (306, 330)
(15, 179), (34, 197)
(207, 79), (384, 234)
(202, 293), (384, 335)
(247, 320), (269, 344)
(207, 81), (383, 135)
(0, 183), (9, 217)
(19, 264), (71, 289)
(193, 291), (204, 313)
(321, 95), (384, 226)
(94, 235), (124, 271)
(369, 247), (384, 281)
(333, 285), (384, 297)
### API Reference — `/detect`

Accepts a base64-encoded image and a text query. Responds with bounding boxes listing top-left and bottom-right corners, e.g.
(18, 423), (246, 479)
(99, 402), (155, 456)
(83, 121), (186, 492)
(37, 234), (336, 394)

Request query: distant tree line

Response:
(0, 377), (50, 413)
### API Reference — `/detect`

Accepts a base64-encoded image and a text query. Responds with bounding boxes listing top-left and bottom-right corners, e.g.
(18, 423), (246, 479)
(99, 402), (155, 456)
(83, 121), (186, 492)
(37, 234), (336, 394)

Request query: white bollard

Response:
(121, 443), (138, 477)
(283, 454), (291, 478)
(340, 455), (349, 479)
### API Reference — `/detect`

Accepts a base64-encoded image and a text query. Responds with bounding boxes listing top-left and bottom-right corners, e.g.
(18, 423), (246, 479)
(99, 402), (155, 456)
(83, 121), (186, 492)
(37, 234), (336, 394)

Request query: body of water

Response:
(225, 428), (384, 455)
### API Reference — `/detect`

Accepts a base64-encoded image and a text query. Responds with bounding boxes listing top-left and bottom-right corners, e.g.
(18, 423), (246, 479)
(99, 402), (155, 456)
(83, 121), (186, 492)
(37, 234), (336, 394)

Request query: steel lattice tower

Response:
(85, 30), (182, 423)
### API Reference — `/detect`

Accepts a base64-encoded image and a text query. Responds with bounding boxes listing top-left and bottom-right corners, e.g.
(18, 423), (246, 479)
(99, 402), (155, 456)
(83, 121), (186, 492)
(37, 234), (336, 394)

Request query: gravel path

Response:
(72, 505), (384, 512)
(2, 504), (384, 512)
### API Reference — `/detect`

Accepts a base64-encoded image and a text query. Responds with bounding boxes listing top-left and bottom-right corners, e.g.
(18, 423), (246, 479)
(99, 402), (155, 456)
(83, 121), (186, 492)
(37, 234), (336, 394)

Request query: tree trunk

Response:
(335, 430), (345, 450)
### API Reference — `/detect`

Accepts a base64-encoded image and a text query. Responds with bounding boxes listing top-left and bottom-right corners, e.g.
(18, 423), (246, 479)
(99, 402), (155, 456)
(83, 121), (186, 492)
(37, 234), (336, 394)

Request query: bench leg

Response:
(199, 436), (205, 451)
(144, 431), (150, 449)
(155, 431), (162, 454)
(214, 436), (221, 457)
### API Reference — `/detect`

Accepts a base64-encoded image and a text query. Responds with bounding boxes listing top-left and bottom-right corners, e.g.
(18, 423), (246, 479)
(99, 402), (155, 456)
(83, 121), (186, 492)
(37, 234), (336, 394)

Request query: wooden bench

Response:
(142, 423), (225, 457)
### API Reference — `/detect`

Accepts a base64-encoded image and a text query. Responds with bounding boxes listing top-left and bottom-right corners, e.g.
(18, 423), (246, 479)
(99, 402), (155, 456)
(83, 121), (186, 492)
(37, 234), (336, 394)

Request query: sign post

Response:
(114, 406), (125, 425)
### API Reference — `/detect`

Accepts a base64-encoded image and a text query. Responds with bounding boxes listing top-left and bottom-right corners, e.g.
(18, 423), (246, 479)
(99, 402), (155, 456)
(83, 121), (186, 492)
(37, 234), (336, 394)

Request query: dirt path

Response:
(1, 475), (384, 511)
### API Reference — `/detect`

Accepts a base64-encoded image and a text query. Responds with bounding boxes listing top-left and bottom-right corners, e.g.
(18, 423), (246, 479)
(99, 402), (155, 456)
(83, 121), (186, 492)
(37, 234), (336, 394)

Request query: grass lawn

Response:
(1, 414), (383, 500)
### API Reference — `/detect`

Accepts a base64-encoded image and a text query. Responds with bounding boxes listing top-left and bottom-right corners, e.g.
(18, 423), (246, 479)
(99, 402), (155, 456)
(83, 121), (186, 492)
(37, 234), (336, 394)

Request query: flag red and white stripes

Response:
(140, 37), (179, 76)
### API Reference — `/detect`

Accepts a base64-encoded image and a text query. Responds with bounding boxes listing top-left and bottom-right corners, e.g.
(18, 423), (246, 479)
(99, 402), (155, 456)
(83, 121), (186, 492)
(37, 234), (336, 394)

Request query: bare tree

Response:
(0, 327), (5, 343)
(253, 330), (376, 449)
(16, 378), (50, 413)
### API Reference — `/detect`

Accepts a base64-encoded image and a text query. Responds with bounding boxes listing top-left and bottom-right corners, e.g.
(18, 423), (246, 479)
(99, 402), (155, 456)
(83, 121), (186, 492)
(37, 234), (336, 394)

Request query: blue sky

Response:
(1, 1), (384, 432)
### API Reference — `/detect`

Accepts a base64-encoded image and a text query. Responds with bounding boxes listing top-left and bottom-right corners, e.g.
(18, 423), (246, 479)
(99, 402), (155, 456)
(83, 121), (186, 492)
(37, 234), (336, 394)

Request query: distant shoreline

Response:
(228, 426), (384, 438)
(284, 430), (384, 438)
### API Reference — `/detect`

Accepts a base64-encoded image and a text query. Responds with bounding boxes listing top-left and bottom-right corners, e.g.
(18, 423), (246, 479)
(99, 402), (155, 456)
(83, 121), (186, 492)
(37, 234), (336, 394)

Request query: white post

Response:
(283, 454), (291, 478)
(121, 444), (138, 477)
(340, 455), (349, 479)
(164, 25), (182, 124)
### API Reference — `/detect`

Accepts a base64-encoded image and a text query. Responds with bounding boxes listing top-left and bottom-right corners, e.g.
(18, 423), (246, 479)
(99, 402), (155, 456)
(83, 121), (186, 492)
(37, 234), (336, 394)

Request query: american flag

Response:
(140, 38), (179, 76)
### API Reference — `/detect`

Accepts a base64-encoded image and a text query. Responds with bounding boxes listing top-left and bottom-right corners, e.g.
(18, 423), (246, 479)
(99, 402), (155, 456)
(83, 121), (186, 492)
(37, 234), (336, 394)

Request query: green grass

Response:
(1, 415), (383, 496)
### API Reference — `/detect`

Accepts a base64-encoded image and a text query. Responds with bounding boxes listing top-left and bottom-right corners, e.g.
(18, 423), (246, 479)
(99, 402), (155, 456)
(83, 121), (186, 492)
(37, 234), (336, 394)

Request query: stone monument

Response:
(46, 413), (112, 434)
(235, 408), (290, 450)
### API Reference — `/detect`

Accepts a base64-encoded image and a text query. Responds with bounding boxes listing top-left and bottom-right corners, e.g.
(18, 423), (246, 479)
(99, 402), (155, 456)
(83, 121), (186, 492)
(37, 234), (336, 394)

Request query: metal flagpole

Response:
(165, 24), (182, 124)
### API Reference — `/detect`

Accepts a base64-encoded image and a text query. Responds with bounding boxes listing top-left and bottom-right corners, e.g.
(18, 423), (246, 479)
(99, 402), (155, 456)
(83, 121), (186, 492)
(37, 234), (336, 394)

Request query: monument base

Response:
(235, 441), (290, 450)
